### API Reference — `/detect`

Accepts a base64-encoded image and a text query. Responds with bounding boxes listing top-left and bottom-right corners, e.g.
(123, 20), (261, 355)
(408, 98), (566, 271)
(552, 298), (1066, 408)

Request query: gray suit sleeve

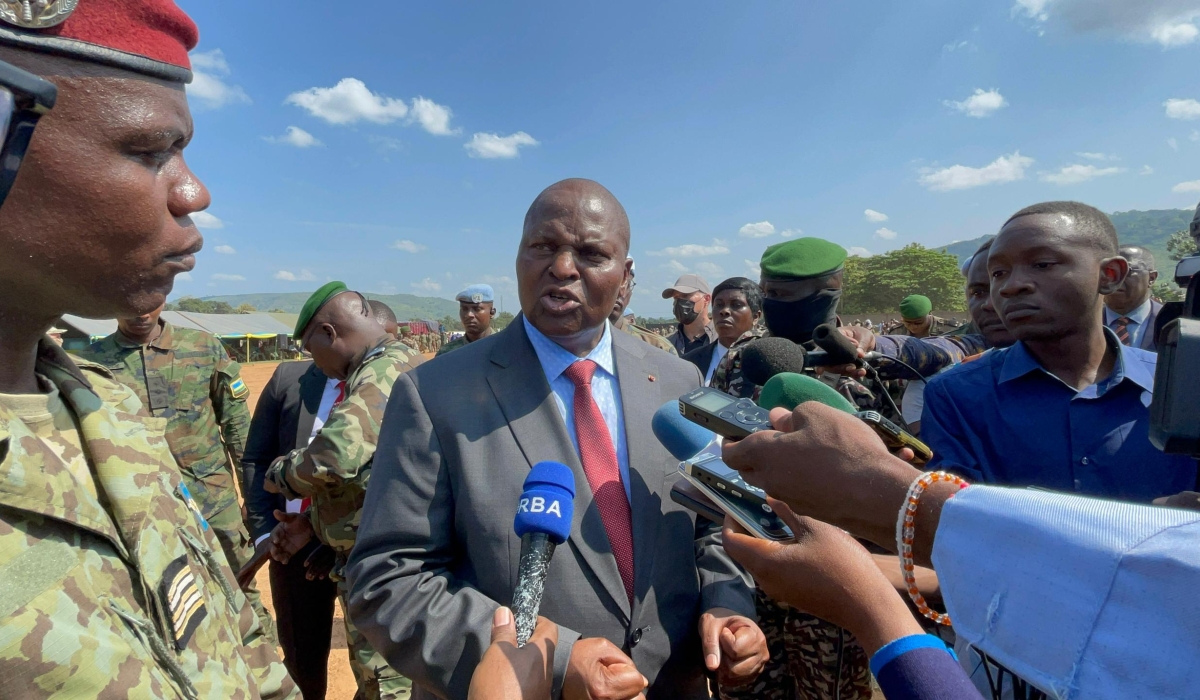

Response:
(346, 372), (581, 698)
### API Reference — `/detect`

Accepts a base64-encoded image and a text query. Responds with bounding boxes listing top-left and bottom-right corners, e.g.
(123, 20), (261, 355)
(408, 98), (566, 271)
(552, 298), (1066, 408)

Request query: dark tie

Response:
(1112, 317), (1131, 345)
(562, 360), (634, 603)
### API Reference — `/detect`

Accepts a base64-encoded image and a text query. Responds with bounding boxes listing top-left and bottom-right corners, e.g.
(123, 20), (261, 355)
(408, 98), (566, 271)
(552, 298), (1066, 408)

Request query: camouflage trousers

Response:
(720, 589), (873, 700)
(206, 503), (277, 645)
(342, 594), (412, 700)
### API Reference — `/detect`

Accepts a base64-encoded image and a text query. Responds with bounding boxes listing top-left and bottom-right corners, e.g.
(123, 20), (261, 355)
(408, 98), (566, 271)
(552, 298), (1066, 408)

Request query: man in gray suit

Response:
(347, 179), (766, 699)
(1103, 245), (1162, 351)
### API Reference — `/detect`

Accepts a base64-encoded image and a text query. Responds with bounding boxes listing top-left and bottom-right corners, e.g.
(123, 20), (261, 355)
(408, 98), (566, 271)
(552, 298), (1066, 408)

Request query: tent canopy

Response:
(61, 311), (293, 341)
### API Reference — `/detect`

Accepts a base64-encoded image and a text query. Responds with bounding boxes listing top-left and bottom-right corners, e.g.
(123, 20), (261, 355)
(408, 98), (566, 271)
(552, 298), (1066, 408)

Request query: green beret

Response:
(899, 294), (932, 320)
(294, 280), (348, 338)
(759, 237), (848, 280)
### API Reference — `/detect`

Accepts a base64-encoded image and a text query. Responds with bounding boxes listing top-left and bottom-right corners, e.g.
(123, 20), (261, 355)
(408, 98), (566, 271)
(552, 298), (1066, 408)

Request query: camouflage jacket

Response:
(266, 338), (423, 571)
(872, 333), (988, 381)
(884, 316), (961, 337)
(712, 327), (880, 410)
(615, 320), (679, 356)
(76, 321), (250, 520)
(436, 334), (481, 356)
(0, 340), (296, 699)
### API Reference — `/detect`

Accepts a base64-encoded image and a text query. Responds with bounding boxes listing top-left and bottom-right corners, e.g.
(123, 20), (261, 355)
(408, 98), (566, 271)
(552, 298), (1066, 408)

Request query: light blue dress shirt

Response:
(1103, 297), (1152, 348)
(934, 485), (1200, 699)
(523, 317), (631, 502)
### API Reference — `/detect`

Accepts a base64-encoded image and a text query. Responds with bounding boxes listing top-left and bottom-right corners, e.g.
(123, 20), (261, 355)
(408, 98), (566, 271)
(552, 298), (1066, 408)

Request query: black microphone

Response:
(741, 337), (808, 386)
(811, 324), (882, 366)
(511, 461), (576, 646)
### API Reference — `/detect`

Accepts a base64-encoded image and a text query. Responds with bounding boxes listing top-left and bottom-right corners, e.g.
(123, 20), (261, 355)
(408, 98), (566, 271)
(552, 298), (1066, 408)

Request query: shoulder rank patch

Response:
(159, 554), (207, 651)
(228, 377), (249, 400)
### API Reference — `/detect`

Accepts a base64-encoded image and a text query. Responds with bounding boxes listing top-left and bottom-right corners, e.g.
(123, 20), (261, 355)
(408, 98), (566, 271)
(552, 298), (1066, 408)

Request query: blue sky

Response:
(175, 0), (1200, 316)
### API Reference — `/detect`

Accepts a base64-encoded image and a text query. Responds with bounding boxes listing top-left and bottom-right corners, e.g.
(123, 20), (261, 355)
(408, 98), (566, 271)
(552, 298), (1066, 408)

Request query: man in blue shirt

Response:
(922, 201), (1196, 502)
(1102, 245), (1162, 352)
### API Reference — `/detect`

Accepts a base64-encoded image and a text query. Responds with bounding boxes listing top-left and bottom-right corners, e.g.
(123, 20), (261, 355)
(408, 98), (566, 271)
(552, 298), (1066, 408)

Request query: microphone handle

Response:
(812, 324), (860, 366)
(513, 532), (556, 647)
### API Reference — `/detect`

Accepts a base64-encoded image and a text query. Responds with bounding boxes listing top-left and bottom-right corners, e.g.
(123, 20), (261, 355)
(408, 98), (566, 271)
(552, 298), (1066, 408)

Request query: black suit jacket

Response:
(241, 360), (328, 541)
(681, 340), (718, 378)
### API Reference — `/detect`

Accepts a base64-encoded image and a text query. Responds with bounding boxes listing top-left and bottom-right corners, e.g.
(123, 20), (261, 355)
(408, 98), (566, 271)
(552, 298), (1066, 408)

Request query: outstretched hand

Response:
(268, 509), (314, 564)
(468, 607), (558, 700)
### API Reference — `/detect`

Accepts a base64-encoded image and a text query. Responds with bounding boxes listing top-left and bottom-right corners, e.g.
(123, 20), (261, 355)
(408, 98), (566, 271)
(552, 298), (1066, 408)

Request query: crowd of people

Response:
(1, 3), (1198, 700)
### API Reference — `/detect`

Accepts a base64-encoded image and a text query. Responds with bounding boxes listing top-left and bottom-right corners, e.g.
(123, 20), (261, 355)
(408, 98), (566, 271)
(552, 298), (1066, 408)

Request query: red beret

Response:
(0, 0), (198, 83)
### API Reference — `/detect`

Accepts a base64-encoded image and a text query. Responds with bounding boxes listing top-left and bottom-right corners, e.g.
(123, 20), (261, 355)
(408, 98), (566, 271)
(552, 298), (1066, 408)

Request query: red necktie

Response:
(562, 360), (634, 603)
(1112, 317), (1131, 345)
(301, 380), (346, 512)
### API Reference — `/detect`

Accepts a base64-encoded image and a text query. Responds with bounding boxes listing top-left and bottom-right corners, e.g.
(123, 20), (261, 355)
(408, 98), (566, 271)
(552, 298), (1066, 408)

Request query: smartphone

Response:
(679, 386), (773, 439)
(673, 469), (793, 541)
(684, 452), (771, 510)
(856, 410), (933, 465)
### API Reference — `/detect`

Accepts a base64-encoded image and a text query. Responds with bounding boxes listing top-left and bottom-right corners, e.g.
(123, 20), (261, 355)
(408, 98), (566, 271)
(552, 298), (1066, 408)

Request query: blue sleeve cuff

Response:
(870, 633), (955, 677)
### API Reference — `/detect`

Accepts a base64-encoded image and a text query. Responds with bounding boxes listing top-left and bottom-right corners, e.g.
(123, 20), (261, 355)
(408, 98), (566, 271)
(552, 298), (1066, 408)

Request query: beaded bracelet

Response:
(895, 471), (969, 626)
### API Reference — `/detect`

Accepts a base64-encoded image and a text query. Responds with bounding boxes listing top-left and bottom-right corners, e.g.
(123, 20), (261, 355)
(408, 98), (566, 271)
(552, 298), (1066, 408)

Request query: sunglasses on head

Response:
(0, 59), (56, 210)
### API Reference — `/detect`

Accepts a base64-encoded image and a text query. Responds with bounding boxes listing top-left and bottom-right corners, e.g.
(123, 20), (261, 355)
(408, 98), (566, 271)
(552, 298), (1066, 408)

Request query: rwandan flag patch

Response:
(159, 554), (207, 650)
(229, 377), (249, 400)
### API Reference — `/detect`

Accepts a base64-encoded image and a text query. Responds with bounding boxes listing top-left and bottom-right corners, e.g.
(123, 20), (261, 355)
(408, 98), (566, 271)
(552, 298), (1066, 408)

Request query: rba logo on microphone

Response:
(518, 496), (564, 517)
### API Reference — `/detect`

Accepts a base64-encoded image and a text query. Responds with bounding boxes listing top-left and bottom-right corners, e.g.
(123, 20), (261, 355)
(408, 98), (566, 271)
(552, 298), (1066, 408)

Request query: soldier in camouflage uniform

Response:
(892, 294), (958, 338)
(437, 284), (498, 356)
(716, 238), (875, 700)
(266, 282), (424, 700)
(77, 304), (274, 640)
(610, 260), (680, 355)
(0, 1), (296, 695)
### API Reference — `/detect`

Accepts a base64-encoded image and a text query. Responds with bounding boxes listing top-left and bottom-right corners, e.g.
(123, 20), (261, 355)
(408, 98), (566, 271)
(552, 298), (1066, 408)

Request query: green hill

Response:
(200, 291), (458, 320)
(939, 209), (1192, 267)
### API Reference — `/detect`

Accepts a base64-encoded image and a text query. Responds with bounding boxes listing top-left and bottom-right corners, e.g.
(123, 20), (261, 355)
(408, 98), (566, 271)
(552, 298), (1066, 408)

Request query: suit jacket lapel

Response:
(612, 329), (664, 614)
(1143, 301), (1163, 351)
(296, 362), (324, 450)
(486, 318), (632, 619)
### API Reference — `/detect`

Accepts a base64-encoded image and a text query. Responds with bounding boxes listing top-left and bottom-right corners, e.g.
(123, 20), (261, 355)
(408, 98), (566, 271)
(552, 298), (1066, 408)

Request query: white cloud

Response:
(211, 273), (245, 281)
(1076, 151), (1118, 160)
(176, 272), (193, 281)
(942, 40), (974, 52)
(664, 260), (689, 275)
(369, 135), (404, 153)
(1013, 1), (1200, 48)
(1174, 180), (1200, 193)
(1142, 165), (1156, 175)
(875, 227), (898, 240)
(1169, 137), (1180, 150)
(847, 246), (873, 257)
(1039, 164), (1125, 184)
(391, 239), (427, 253)
(1153, 21), (1200, 46)
(864, 209), (889, 223)
(1193, 130), (1200, 141)
(694, 262), (724, 278)
(187, 49), (251, 109)
(738, 221), (776, 238)
(780, 228), (802, 238)
(464, 131), (539, 159)
(1165, 98), (1200, 120)
(408, 97), (459, 135)
(411, 277), (442, 292)
(191, 211), (224, 229)
(286, 78), (410, 125)
(918, 152), (1034, 192)
(214, 245), (236, 255)
(647, 239), (731, 257)
(744, 259), (762, 278)
(274, 269), (317, 281)
(945, 88), (1007, 118)
(264, 126), (321, 148)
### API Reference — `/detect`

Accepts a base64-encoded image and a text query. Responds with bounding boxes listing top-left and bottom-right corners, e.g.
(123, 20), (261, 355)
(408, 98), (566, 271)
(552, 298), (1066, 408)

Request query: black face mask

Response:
(762, 290), (841, 344)
(673, 299), (700, 325)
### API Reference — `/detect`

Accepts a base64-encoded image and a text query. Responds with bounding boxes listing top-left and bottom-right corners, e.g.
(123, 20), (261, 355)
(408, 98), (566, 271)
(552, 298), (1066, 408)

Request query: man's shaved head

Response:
(522, 178), (630, 255)
(1003, 201), (1119, 256)
(367, 299), (399, 336)
(303, 291), (389, 379)
(1119, 245), (1155, 272)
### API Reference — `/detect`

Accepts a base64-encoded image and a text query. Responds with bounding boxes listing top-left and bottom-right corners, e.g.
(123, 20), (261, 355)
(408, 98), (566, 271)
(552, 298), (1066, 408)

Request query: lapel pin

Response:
(648, 374), (656, 382)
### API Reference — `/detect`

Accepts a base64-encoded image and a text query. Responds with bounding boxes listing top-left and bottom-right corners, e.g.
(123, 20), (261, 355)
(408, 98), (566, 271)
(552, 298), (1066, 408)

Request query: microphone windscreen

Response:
(741, 337), (808, 387)
(759, 372), (857, 415)
(811, 324), (859, 366)
(514, 461), (575, 544)
(652, 400), (717, 461)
